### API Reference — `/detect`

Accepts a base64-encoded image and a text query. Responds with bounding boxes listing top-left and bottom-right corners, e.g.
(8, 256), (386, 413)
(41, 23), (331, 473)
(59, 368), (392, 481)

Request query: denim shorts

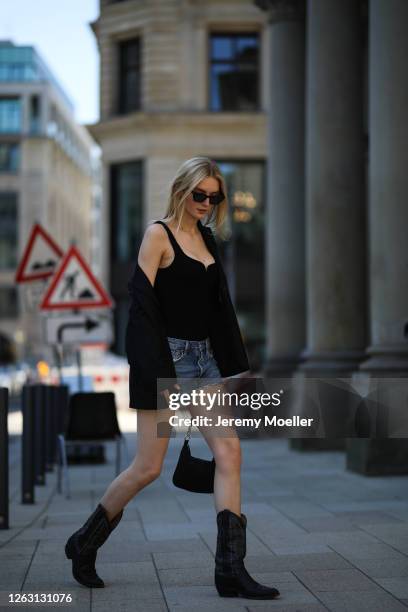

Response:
(167, 336), (223, 394)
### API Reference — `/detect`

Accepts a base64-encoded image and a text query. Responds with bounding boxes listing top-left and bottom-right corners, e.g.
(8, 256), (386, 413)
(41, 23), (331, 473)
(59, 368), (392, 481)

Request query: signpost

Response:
(38, 244), (114, 389)
(15, 223), (64, 312)
(44, 314), (113, 346)
(15, 224), (114, 388)
(39, 245), (113, 311)
(15, 223), (64, 283)
(14, 223), (115, 486)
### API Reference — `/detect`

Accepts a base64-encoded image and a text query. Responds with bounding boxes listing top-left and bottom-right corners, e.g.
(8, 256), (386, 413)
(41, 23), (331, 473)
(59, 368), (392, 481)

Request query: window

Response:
(0, 143), (19, 172)
(0, 287), (18, 318)
(30, 94), (41, 134)
(209, 33), (260, 111)
(110, 161), (143, 263)
(216, 160), (265, 368)
(110, 161), (143, 356)
(118, 38), (141, 114)
(0, 97), (22, 133)
(0, 192), (18, 269)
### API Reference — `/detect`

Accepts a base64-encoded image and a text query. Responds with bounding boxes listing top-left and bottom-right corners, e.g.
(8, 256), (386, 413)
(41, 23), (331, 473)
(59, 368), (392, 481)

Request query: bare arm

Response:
(137, 223), (167, 288)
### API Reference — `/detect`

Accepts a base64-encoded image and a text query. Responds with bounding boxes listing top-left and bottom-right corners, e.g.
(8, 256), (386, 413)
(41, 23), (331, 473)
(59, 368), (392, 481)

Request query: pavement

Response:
(2, 426), (408, 612)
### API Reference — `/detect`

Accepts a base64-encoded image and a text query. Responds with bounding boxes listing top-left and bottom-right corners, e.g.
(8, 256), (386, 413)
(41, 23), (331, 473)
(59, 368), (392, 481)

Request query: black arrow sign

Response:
(56, 317), (99, 344)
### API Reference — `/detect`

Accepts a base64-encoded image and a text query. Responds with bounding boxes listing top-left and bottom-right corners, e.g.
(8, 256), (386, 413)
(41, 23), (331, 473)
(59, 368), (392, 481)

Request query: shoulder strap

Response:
(154, 220), (182, 254)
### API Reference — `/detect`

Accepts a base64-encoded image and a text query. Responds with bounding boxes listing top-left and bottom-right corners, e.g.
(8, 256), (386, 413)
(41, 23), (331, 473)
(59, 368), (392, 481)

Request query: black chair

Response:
(57, 391), (129, 498)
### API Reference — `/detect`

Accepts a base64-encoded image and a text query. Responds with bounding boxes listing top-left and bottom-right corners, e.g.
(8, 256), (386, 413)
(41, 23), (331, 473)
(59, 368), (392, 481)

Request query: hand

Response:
(159, 383), (181, 407)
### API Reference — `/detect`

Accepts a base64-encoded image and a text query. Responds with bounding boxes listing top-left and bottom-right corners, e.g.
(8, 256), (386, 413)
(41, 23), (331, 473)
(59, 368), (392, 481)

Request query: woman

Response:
(65, 157), (280, 600)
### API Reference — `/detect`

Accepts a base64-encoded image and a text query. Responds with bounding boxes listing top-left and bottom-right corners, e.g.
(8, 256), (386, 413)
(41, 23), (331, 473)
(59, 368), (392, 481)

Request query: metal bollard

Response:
(56, 385), (69, 436)
(54, 385), (69, 495)
(0, 387), (9, 529)
(49, 385), (69, 468)
(44, 385), (55, 471)
(22, 385), (35, 504)
(33, 384), (46, 485)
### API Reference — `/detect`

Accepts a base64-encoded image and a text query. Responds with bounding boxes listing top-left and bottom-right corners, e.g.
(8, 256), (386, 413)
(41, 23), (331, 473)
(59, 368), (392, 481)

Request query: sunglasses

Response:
(191, 190), (224, 206)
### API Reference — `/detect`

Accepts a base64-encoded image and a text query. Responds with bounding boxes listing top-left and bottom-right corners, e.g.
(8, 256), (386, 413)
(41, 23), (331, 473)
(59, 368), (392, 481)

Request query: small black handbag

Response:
(172, 426), (216, 493)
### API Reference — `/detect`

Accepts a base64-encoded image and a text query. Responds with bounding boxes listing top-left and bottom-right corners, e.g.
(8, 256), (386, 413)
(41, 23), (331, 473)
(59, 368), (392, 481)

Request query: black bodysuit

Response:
(153, 220), (219, 341)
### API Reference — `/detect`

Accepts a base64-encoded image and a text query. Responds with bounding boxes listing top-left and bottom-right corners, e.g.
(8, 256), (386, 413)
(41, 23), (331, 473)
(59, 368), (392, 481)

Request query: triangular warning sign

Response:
(39, 245), (113, 310)
(15, 223), (64, 283)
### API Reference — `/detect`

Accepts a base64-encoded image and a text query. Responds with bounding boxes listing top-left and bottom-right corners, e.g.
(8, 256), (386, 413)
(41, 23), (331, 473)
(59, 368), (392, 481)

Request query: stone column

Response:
(360, 0), (408, 373)
(301, 0), (367, 374)
(347, 0), (408, 475)
(254, 0), (307, 377)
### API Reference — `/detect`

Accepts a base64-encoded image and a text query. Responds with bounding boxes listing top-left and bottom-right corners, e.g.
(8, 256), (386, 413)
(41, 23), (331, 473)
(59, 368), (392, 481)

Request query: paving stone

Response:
(323, 500), (408, 514)
(329, 541), (406, 561)
(349, 556), (408, 578)
(265, 540), (332, 556)
(373, 577), (408, 599)
(333, 510), (404, 526)
(310, 530), (382, 546)
(159, 566), (214, 587)
(317, 589), (407, 611)
(129, 538), (209, 554)
(268, 498), (333, 520)
(91, 603), (167, 612)
(244, 553), (353, 572)
(247, 605), (326, 612)
(293, 568), (382, 592)
(153, 550), (214, 570)
(144, 523), (201, 541)
(89, 562), (164, 602)
(0, 561), (31, 589)
(183, 508), (216, 523)
(295, 516), (361, 532)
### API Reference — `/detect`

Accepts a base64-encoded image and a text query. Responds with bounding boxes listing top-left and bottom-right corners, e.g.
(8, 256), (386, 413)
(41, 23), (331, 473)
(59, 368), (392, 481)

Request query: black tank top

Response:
(153, 220), (219, 340)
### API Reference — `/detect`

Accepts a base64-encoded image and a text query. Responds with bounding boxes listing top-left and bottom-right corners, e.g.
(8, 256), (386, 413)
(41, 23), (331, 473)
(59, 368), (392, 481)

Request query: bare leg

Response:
(100, 408), (172, 520)
(188, 393), (241, 515)
(209, 435), (241, 515)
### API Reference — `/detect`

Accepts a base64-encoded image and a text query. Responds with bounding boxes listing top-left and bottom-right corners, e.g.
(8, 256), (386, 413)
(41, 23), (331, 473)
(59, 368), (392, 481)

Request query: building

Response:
(0, 41), (95, 361)
(256, 0), (408, 473)
(88, 0), (269, 365)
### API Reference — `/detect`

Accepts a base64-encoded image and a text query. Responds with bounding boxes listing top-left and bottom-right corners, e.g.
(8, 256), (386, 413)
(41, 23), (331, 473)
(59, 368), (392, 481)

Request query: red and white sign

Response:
(39, 245), (113, 311)
(15, 223), (64, 283)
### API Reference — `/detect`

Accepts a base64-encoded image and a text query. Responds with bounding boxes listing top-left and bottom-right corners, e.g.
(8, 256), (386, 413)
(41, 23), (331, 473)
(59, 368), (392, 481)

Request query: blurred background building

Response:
(0, 40), (97, 362)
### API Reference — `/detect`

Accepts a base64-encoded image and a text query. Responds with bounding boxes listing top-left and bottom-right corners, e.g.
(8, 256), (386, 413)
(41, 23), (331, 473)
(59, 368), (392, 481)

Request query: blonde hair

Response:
(162, 156), (230, 239)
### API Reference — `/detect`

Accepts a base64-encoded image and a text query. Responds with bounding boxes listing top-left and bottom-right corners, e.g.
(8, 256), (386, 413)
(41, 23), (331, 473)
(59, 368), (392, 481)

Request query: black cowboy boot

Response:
(215, 509), (280, 599)
(65, 503), (123, 588)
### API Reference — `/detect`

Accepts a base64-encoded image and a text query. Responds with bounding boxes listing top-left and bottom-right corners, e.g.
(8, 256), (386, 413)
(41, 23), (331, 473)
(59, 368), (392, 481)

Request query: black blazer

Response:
(125, 219), (251, 409)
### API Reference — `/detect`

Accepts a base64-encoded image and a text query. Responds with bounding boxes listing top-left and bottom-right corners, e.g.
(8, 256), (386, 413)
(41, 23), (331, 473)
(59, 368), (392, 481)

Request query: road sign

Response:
(15, 223), (64, 283)
(39, 245), (113, 311)
(44, 313), (113, 345)
(22, 279), (50, 312)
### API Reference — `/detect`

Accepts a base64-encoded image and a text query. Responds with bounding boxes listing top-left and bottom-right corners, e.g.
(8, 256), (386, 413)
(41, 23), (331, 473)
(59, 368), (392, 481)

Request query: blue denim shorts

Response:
(167, 336), (223, 393)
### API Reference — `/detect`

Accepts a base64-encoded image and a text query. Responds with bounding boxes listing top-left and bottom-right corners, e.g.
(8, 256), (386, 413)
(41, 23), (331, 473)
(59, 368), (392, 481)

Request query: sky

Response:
(0, 0), (99, 125)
